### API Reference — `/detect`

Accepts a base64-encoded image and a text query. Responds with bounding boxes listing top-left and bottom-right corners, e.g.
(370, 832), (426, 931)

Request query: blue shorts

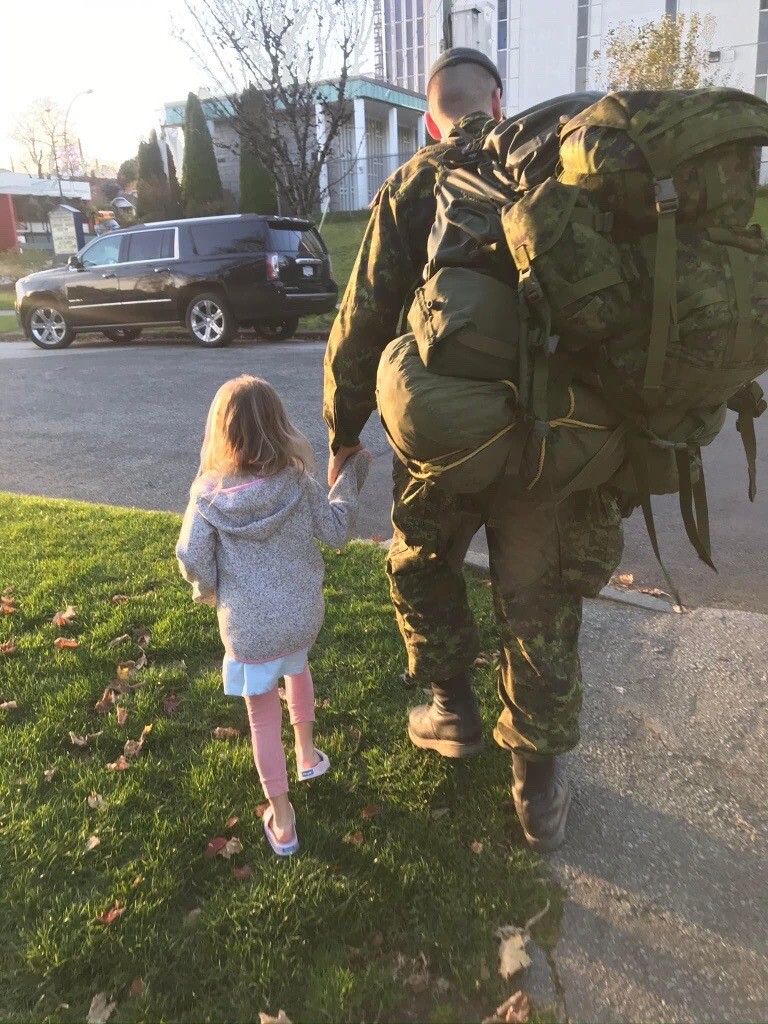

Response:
(222, 648), (310, 697)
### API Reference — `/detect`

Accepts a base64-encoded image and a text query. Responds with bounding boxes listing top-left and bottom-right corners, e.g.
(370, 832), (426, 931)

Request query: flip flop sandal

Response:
(297, 748), (330, 781)
(262, 804), (299, 857)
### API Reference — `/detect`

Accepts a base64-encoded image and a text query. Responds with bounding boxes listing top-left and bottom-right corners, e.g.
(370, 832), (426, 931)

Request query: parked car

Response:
(15, 214), (338, 349)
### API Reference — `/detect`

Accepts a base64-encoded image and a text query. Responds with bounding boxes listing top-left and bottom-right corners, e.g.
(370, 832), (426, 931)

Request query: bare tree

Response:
(593, 13), (727, 91)
(11, 99), (67, 179)
(177, 0), (374, 216)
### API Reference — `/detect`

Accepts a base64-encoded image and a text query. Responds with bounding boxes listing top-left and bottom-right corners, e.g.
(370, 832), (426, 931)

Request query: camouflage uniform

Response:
(323, 113), (624, 759)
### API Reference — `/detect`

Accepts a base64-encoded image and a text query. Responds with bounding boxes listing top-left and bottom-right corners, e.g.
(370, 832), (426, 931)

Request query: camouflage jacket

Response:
(323, 112), (496, 453)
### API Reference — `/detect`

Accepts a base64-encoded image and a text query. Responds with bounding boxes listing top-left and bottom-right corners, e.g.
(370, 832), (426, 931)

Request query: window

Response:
(575, 0), (590, 91)
(266, 223), (325, 257)
(81, 234), (122, 268)
(126, 229), (175, 263)
(191, 221), (266, 256)
(757, 3), (768, 98)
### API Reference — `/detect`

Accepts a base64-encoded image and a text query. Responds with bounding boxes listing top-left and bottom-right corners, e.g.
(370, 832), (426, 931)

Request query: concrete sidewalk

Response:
(525, 596), (768, 1023)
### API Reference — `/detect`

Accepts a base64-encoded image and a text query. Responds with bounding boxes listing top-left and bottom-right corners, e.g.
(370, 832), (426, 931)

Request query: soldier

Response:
(323, 49), (623, 851)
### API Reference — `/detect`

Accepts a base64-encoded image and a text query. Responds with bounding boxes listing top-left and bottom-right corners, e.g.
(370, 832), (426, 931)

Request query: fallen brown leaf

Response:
(326, 864), (344, 875)
(69, 731), (103, 748)
(220, 837), (243, 860)
(83, 835), (100, 853)
(0, 700), (17, 712)
(111, 594), (130, 605)
(224, 815), (239, 830)
(51, 605), (76, 627)
(0, 598), (17, 616)
(360, 803), (381, 819)
(0, 640), (17, 655)
(430, 807), (450, 820)
(131, 875), (143, 888)
(123, 723), (152, 761)
(482, 992), (530, 1024)
(87, 992), (117, 1024)
(474, 653), (491, 667)
(495, 927), (531, 979)
(232, 863), (253, 881)
(107, 633), (131, 648)
(185, 907), (201, 925)
(614, 572), (634, 588)
(43, 767), (57, 783)
(255, 802), (269, 818)
(97, 902), (125, 926)
(344, 831), (365, 847)
(128, 977), (143, 999)
(106, 755), (129, 771)
(258, 1011), (292, 1024)
(54, 637), (78, 650)
(1, 586), (14, 597)
(116, 654), (147, 682)
(94, 688), (116, 715)
(205, 837), (228, 858)
(87, 792), (106, 810)
(133, 627), (151, 647)
(162, 693), (181, 715)
(116, 706), (128, 727)
(470, 840), (484, 855)
(212, 726), (241, 741)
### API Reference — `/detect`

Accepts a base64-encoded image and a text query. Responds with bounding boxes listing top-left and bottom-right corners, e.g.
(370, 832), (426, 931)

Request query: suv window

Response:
(190, 221), (265, 256)
(81, 234), (122, 268)
(266, 223), (325, 257)
(126, 228), (175, 262)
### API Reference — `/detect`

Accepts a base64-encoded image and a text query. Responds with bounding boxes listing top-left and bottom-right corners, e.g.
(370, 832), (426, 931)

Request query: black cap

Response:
(427, 47), (503, 96)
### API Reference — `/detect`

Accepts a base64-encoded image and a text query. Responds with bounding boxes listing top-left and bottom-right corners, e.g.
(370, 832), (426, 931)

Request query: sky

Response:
(0, 0), (208, 172)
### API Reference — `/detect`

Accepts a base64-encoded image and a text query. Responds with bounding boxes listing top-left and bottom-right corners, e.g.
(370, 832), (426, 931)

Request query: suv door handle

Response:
(101, 272), (117, 279)
(153, 267), (171, 274)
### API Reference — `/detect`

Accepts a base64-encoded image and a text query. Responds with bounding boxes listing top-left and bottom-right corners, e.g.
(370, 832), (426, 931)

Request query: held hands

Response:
(328, 444), (365, 486)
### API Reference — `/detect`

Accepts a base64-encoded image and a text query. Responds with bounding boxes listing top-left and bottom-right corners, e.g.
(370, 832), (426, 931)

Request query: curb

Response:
(0, 330), (330, 346)
(362, 538), (680, 615)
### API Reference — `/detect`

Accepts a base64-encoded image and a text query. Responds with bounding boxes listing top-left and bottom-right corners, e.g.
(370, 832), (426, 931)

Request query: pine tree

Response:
(181, 92), (223, 217)
(137, 131), (170, 221)
(238, 88), (278, 214)
(167, 146), (183, 218)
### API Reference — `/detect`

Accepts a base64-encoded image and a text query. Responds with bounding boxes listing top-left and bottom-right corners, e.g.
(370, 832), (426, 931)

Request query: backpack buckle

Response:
(518, 264), (545, 305)
(654, 177), (679, 215)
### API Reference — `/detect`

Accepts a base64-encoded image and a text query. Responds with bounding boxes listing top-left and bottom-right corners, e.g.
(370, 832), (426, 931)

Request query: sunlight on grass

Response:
(0, 493), (548, 1023)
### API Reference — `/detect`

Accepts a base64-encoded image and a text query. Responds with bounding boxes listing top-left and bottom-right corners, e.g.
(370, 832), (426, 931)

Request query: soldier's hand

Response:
(328, 444), (365, 486)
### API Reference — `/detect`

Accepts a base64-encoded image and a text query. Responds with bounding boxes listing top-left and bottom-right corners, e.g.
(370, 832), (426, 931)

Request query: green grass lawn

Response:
(304, 213), (368, 333)
(0, 494), (549, 1024)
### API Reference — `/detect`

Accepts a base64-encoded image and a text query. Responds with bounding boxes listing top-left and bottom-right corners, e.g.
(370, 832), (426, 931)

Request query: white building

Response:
(382, 0), (767, 114)
(161, 78), (427, 214)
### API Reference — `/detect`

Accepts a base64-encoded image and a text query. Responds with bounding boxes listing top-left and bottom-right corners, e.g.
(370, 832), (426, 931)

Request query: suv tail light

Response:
(266, 252), (280, 281)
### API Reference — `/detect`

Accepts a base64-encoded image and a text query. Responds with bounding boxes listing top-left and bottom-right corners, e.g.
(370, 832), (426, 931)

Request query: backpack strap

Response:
(723, 245), (754, 363)
(627, 438), (683, 609)
(728, 381), (767, 501)
(674, 447), (716, 570)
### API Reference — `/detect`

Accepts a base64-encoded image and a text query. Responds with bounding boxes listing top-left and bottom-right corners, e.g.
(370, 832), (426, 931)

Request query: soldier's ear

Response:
(425, 111), (441, 141)
(491, 88), (502, 121)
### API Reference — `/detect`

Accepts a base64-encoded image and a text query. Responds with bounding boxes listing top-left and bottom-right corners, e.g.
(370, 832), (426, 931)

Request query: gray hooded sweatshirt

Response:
(176, 451), (371, 663)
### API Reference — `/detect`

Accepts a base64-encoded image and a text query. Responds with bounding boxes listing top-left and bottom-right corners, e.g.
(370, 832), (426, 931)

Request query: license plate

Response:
(302, 266), (315, 277)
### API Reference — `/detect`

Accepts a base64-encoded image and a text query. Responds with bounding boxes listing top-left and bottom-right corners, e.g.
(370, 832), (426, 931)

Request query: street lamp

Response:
(62, 88), (95, 188)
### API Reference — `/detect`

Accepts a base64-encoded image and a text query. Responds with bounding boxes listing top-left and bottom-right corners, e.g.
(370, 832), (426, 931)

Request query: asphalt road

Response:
(1, 336), (767, 612)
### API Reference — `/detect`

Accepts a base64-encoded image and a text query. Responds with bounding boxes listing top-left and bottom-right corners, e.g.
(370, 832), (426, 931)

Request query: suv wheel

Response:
(103, 328), (143, 342)
(256, 317), (299, 342)
(27, 304), (75, 349)
(186, 293), (235, 347)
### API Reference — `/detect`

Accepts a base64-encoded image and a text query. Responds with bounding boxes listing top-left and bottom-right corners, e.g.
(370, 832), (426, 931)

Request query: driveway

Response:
(1, 338), (766, 612)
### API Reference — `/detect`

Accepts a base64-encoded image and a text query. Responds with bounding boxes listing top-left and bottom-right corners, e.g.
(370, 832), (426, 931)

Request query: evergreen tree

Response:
(117, 157), (137, 186)
(167, 146), (183, 218)
(136, 132), (170, 221)
(238, 88), (278, 214)
(181, 92), (223, 216)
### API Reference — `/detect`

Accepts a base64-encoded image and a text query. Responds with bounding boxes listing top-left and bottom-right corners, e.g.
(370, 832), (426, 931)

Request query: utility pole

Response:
(442, 0), (453, 50)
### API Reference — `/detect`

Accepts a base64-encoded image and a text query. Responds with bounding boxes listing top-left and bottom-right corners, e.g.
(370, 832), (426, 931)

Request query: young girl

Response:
(176, 375), (370, 856)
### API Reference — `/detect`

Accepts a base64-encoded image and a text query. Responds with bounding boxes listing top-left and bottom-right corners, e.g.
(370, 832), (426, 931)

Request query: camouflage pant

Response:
(386, 458), (624, 759)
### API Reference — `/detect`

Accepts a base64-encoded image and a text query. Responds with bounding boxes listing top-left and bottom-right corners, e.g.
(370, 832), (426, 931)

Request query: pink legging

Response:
(244, 666), (315, 798)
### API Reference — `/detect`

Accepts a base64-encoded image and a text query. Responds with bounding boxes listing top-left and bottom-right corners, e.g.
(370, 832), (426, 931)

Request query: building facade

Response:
(382, 0), (767, 114)
(161, 78), (426, 215)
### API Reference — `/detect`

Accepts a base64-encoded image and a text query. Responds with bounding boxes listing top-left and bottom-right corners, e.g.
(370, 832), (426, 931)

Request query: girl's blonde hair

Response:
(198, 375), (315, 483)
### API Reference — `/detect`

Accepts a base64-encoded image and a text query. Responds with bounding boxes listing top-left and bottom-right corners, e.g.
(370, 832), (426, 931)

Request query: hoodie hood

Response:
(193, 468), (308, 541)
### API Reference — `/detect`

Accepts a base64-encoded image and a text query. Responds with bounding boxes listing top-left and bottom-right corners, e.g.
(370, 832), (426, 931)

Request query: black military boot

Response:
(407, 671), (484, 758)
(511, 754), (571, 853)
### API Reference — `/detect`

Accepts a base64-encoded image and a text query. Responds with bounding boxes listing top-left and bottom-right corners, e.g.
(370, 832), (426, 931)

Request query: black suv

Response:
(15, 214), (337, 349)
